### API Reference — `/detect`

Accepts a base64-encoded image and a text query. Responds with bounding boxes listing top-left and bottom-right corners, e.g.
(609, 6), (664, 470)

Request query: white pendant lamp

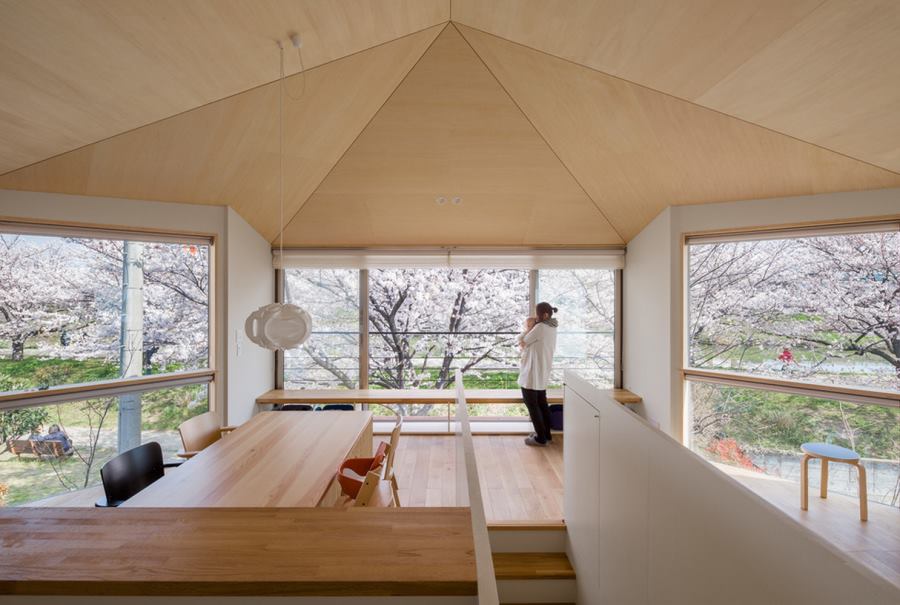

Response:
(245, 34), (312, 351)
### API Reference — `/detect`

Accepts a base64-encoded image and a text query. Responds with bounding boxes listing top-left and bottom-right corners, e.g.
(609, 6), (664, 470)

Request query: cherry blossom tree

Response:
(70, 239), (209, 372)
(0, 235), (92, 361)
(367, 268), (528, 391)
(285, 268), (530, 413)
(688, 232), (899, 390)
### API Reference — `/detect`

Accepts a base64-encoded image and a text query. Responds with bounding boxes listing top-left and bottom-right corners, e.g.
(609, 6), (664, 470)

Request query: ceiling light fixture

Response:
(245, 35), (312, 351)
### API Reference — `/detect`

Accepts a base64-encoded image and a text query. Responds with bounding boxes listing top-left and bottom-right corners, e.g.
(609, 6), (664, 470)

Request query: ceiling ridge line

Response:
(451, 22), (626, 244)
(0, 20), (452, 180)
(449, 21), (900, 178)
(691, 0), (829, 100)
(279, 22), (451, 243)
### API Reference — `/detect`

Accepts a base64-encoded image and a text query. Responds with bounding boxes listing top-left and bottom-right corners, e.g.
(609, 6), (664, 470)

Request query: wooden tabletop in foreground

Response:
(124, 410), (372, 507)
(0, 507), (476, 597)
(256, 387), (641, 405)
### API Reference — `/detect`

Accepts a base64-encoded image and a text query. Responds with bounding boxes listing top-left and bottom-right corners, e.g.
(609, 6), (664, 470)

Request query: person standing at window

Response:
(518, 302), (558, 447)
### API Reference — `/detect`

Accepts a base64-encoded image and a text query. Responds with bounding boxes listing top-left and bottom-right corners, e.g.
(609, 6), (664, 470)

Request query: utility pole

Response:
(117, 241), (144, 453)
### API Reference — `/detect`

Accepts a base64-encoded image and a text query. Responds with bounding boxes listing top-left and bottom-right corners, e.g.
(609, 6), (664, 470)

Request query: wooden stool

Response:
(800, 442), (867, 522)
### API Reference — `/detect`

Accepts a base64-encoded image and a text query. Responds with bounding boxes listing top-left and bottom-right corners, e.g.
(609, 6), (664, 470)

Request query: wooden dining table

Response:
(123, 410), (373, 508)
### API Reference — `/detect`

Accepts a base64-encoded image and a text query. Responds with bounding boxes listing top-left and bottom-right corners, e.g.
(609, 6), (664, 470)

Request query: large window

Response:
(368, 268), (529, 391)
(687, 226), (899, 391)
(685, 222), (900, 507)
(0, 222), (215, 506)
(281, 264), (619, 419)
(284, 269), (359, 389)
(538, 269), (616, 388)
(368, 268), (529, 418)
(0, 230), (211, 390)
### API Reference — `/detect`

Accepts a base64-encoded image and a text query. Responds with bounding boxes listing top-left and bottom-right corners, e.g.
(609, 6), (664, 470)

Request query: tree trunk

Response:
(143, 345), (158, 373)
(11, 335), (25, 361)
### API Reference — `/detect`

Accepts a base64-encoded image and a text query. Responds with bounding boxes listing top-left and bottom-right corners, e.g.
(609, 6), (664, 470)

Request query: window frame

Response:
(681, 216), (900, 417)
(0, 216), (217, 412)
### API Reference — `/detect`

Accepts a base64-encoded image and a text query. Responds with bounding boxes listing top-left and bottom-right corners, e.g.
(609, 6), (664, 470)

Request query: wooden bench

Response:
(7, 438), (71, 459)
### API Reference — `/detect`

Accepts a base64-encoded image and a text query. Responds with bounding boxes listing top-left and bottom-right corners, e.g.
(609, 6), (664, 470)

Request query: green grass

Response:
(0, 357), (118, 392)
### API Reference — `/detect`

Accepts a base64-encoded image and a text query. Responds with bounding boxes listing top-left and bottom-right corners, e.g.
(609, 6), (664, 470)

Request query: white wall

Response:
(564, 372), (899, 605)
(225, 208), (274, 424)
(0, 189), (275, 425)
(623, 187), (900, 440)
(622, 207), (677, 435)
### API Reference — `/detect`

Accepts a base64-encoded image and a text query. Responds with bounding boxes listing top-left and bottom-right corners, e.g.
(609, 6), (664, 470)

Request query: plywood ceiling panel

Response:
(0, 25), (444, 241)
(457, 24), (900, 241)
(451, 0), (824, 101)
(452, 0), (900, 175)
(698, 0), (900, 172)
(0, 0), (449, 175)
(282, 24), (623, 247)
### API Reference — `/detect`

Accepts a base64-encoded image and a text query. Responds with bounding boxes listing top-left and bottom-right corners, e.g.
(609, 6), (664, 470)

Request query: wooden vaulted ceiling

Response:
(1, 1), (899, 246)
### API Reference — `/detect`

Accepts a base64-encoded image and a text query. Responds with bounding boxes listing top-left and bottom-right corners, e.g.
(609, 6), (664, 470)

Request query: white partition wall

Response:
(563, 371), (899, 605)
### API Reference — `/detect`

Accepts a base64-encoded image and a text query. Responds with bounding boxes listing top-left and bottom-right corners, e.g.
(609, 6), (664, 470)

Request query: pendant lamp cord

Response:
(278, 40), (285, 262)
(276, 35), (303, 266)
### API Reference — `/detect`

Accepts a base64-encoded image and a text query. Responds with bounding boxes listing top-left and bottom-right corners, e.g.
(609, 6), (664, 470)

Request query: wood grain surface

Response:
(123, 411), (372, 507)
(0, 507), (476, 596)
(256, 387), (641, 405)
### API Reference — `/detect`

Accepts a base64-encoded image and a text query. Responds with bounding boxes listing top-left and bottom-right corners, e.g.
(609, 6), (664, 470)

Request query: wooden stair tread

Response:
(488, 521), (566, 531)
(492, 552), (575, 580)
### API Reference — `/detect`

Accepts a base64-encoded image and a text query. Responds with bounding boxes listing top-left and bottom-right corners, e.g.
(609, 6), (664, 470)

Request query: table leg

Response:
(819, 458), (828, 499)
(857, 463), (868, 522)
(800, 454), (810, 511)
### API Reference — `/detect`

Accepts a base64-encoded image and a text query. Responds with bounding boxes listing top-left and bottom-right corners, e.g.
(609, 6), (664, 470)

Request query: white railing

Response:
(454, 370), (499, 605)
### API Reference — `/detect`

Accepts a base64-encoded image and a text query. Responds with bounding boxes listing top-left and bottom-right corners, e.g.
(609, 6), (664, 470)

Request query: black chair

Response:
(277, 404), (313, 411)
(95, 441), (181, 507)
(319, 404), (355, 411)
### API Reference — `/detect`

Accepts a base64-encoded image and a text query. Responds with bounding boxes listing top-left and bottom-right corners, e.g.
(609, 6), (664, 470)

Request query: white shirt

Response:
(517, 322), (558, 390)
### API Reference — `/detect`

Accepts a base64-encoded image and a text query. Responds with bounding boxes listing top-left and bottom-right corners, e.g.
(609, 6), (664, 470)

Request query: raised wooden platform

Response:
(0, 507), (476, 597)
(389, 435), (564, 523)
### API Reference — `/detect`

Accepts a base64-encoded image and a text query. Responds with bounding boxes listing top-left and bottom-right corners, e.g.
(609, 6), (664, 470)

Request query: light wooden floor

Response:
(718, 463), (900, 589)
(386, 434), (564, 524)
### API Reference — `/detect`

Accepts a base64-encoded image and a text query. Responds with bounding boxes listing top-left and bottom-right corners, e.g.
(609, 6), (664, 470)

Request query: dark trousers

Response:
(521, 388), (552, 443)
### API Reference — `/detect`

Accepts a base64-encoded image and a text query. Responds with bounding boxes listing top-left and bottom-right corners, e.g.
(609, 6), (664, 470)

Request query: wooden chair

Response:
(381, 416), (403, 507)
(800, 442), (868, 521)
(335, 443), (394, 508)
(343, 467), (384, 507)
(177, 412), (236, 459)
